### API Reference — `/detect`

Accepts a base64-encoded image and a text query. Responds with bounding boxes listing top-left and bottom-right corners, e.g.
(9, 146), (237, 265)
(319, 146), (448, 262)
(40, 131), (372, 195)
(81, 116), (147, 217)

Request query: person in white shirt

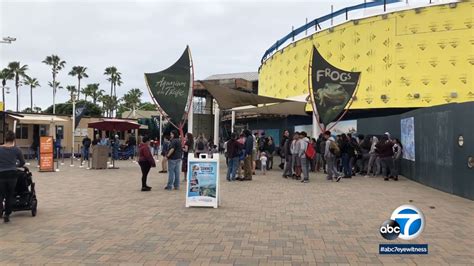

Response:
(260, 152), (268, 175)
(290, 132), (300, 179)
(297, 131), (310, 183)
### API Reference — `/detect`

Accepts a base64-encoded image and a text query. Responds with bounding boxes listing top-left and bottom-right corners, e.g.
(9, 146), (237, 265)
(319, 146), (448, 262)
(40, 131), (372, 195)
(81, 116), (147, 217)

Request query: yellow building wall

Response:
(259, 1), (474, 109)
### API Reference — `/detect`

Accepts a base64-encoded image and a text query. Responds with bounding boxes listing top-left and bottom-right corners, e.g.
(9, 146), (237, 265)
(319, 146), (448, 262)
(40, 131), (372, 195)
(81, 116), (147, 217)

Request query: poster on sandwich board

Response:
(186, 153), (219, 208)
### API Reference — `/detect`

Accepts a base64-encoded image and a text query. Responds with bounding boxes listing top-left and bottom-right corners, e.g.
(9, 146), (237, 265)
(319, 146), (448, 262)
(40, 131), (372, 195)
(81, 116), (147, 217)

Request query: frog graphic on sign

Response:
(310, 46), (361, 126)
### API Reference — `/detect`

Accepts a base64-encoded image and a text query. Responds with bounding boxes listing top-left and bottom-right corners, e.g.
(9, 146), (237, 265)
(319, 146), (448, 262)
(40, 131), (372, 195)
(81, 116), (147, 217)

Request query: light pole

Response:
(0, 36), (16, 44)
(1, 86), (10, 111)
(71, 92), (77, 161)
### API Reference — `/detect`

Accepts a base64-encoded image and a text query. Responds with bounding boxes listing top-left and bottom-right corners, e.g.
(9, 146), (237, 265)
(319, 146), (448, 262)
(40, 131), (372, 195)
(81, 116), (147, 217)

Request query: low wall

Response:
(357, 102), (474, 200)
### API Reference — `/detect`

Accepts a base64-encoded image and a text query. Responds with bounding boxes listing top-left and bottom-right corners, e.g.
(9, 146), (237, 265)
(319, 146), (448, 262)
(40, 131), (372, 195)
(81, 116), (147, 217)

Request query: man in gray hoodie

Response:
(324, 131), (342, 182)
(298, 131), (311, 183)
(290, 132), (300, 179)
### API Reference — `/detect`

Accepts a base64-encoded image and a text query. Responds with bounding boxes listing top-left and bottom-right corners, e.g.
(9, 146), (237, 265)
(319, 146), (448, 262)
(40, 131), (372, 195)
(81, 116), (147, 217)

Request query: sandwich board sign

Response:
(39, 136), (54, 172)
(185, 153), (219, 208)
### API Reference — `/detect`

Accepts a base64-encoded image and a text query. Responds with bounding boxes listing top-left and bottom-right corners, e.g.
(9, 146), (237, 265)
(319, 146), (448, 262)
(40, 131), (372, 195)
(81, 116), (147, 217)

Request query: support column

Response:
(187, 98), (193, 134)
(231, 111), (236, 133)
(71, 95), (76, 158)
(213, 99), (219, 147)
(312, 113), (321, 138)
(159, 114), (162, 146)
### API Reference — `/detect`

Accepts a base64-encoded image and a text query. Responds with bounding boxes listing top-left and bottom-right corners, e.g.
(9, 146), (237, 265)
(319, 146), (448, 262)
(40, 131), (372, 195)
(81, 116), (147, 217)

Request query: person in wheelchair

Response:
(0, 131), (25, 223)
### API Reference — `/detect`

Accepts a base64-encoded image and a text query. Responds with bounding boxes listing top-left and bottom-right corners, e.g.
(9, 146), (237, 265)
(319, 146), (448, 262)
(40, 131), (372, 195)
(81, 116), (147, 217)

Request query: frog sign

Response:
(309, 46), (361, 126)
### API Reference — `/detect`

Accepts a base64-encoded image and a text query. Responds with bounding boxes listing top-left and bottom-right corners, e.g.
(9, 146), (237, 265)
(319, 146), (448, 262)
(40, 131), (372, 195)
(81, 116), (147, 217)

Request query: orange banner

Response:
(40, 136), (54, 172)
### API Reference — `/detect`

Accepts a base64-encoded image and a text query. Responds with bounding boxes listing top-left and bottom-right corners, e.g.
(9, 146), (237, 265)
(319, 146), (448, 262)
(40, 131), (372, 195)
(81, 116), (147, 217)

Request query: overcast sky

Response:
(0, 0), (377, 111)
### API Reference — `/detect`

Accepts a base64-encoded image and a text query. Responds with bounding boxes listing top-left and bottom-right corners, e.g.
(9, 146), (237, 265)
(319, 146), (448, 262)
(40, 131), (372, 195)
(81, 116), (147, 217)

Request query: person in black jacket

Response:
(82, 135), (91, 161)
(226, 132), (241, 181)
(281, 130), (293, 178)
(376, 135), (395, 181)
(242, 130), (254, 181)
(265, 136), (275, 170)
(0, 131), (25, 223)
(340, 134), (353, 178)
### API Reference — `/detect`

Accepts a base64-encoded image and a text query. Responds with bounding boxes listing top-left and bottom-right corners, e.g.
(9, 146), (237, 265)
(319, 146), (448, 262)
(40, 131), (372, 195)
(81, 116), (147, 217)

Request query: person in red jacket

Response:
(138, 136), (156, 191)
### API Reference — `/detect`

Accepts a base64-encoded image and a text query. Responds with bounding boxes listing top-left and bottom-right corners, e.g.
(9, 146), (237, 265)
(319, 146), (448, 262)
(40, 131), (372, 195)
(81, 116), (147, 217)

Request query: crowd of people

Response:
(137, 131), (220, 192)
(79, 128), (403, 191)
(222, 129), (404, 183)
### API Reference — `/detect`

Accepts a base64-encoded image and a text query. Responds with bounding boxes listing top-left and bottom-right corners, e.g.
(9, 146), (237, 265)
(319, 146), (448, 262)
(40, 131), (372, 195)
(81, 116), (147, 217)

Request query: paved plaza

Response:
(0, 158), (473, 265)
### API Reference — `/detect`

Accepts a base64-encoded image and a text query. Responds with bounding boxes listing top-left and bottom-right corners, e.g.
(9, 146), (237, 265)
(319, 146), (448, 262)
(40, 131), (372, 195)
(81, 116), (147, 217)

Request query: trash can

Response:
(91, 146), (109, 169)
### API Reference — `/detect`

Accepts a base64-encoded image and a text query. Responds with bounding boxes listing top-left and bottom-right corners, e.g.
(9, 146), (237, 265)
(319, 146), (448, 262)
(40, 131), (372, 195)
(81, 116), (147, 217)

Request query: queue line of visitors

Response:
(136, 128), (404, 191)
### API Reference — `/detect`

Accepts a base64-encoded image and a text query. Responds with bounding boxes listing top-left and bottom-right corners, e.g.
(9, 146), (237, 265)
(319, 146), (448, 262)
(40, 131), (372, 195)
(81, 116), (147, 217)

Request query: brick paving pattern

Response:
(0, 158), (473, 265)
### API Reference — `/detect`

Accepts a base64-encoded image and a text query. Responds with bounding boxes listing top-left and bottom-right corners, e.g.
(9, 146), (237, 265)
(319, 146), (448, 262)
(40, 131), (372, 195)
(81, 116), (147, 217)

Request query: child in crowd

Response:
(260, 152), (268, 175)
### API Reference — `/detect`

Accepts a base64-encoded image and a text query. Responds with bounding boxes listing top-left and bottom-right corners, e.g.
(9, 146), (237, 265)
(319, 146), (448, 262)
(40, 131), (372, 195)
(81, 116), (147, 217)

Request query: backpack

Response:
(305, 142), (316, 159)
(258, 137), (266, 151)
(329, 141), (341, 156)
(197, 141), (205, 151)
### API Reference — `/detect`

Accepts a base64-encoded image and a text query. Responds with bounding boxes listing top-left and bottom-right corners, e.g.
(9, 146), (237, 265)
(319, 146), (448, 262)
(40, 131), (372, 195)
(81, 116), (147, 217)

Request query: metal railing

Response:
(260, 0), (402, 63)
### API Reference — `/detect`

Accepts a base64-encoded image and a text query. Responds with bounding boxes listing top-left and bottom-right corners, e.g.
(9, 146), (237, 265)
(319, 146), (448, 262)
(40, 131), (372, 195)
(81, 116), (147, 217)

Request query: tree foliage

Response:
(43, 100), (102, 117)
(139, 102), (157, 111)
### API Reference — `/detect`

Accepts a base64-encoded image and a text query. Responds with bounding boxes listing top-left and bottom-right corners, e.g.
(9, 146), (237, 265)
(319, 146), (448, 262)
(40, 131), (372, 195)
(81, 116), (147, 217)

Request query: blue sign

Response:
(186, 160), (218, 207)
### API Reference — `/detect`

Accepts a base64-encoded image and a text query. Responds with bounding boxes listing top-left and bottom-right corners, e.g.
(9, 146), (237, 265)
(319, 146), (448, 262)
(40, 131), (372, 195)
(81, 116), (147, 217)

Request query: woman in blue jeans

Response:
(0, 131), (26, 223)
(225, 132), (241, 181)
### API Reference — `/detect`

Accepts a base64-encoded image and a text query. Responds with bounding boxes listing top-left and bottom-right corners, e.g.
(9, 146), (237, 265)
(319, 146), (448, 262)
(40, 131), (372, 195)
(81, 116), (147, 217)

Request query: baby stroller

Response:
(1, 167), (38, 217)
(118, 145), (134, 160)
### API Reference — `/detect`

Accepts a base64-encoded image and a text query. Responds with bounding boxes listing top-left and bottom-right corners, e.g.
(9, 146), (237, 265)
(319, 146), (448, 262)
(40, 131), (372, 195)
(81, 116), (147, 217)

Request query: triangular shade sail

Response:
(201, 81), (292, 110)
(232, 101), (309, 116)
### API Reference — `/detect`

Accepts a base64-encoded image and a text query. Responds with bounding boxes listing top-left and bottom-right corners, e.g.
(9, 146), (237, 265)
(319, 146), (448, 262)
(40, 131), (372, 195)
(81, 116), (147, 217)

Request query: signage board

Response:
(39, 136), (54, 172)
(185, 153), (219, 208)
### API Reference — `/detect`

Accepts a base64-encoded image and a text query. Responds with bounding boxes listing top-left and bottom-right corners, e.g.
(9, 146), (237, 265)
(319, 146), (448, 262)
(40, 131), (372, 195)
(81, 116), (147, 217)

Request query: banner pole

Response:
(72, 94), (76, 159)
(87, 154), (90, 170)
(80, 145), (84, 168)
(70, 147), (74, 167)
(159, 114), (162, 154)
(307, 47), (324, 134)
(213, 99), (219, 148)
(61, 147), (64, 165)
(56, 147), (59, 172)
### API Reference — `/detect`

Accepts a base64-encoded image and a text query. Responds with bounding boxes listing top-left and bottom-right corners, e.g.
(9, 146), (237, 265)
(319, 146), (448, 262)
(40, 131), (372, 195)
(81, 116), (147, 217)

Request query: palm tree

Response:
(7, 62), (29, 112)
(23, 76), (40, 111)
(0, 68), (14, 111)
(114, 73), (123, 99)
(121, 88), (142, 109)
(101, 95), (119, 118)
(48, 81), (63, 108)
(92, 85), (104, 105)
(104, 66), (123, 99)
(65, 85), (77, 102)
(82, 83), (100, 102)
(69, 66), (88, 100)
(42, 55), (66, 114)
(98, 94), (107, 116)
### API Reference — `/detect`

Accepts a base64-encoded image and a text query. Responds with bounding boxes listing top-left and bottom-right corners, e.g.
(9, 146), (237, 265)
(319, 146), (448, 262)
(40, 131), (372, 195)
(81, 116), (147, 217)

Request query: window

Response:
(39, 125), (48, 137)
(15, 124), (29, 139)
(193, 97), (209, 114)
(56, 125), (64, 139)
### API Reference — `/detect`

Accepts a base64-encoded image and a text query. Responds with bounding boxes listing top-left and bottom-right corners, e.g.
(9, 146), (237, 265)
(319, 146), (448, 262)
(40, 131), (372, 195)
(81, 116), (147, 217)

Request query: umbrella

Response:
(88, 119), (141, 131)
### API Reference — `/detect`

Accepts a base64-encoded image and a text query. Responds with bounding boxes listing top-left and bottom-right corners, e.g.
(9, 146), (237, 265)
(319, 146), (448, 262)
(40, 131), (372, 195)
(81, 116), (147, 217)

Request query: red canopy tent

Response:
(88, 119), (141, 131)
